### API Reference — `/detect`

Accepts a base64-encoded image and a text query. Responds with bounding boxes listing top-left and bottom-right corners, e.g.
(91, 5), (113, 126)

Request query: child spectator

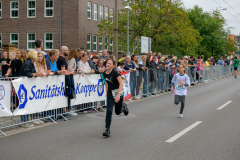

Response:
(117, 60), (126, 73)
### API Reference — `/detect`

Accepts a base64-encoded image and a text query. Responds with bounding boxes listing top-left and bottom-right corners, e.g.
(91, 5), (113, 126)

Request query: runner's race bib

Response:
(112, 89), (124, 98)
(176, 83), (185, 90)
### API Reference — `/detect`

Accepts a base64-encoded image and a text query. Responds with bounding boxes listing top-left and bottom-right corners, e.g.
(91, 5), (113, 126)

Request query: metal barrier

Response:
(0, 65), (235, 136)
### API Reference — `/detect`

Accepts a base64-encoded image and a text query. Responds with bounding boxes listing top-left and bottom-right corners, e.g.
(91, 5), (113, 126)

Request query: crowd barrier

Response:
(0, 65), (237, 136)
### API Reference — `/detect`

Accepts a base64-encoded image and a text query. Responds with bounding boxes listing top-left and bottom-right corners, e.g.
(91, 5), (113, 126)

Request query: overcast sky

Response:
(182, 0), (240, 35)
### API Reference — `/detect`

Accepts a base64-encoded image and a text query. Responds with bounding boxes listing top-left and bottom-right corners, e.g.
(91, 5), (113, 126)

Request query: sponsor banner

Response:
(0, 81), (13, 117)
(12, 74), (106, 115)
(71, 74), (105, 105)
(120, 71), (131, 101)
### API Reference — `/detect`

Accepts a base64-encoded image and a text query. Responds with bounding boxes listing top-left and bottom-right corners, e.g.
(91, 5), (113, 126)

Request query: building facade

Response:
(0, 0), (124, 53)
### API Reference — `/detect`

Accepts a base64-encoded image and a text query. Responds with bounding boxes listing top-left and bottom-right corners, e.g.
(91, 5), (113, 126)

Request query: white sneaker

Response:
(68, 111), (78, 116)
(22, 123), (34, 128)
(32, 120), (40, 125)
(178, 114), (183, 118)
(132, 97), (139, 100)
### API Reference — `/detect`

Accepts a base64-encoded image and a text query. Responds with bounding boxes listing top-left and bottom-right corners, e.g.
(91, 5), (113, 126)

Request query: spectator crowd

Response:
(0, 39), (238, 127)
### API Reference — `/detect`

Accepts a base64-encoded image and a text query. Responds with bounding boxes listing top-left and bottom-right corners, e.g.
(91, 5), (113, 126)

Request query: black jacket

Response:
(88, 60), (100, 74)
(65, 75), (75, 99)
(21, 58), (36, 78)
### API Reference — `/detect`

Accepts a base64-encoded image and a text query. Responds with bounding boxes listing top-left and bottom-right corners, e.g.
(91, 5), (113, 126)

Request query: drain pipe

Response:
(60, 0), (62, 49)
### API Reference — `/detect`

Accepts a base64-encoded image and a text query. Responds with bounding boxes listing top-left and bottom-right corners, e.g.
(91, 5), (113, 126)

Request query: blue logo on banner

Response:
(0, 85), (5, 100)
(97, 79), (104, 97)
(18, 84), (28, 109)
(0, 103), (4, 109)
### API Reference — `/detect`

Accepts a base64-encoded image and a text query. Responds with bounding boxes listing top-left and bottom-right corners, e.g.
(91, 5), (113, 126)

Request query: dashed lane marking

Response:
(217, 101), (232, 110)
(166, 121), (202, 143)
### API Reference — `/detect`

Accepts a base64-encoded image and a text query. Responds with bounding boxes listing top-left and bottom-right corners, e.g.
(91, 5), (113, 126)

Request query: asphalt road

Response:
(0, 76), (240, 160)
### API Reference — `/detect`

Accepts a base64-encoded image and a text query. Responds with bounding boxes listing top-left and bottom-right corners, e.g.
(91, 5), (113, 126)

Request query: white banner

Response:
(0, 81), (13, 117)
(120, 71), (131, 101)
(72, 74), (105, 105)
(12, 74), (106, 115)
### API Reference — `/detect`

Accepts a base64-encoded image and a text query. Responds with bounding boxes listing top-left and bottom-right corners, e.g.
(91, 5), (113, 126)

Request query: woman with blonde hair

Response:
(34, 52), (49, 76)
(20, 50), (45, 127)
(5, 49), (27, 77)
(21, 50), (45, 78)
(160, 56), (165, 62)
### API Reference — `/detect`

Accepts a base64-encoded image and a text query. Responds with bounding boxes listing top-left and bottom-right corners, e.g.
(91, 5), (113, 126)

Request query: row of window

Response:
(0, 0), (54, 18)
(0, 33), (53, 50)
(87, 34), (113, 52)
(0, 33), (114, 52)
(87, 2), (113, 22)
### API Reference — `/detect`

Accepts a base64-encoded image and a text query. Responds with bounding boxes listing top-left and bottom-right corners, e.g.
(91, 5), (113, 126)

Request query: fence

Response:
(0, 65), (236, 136)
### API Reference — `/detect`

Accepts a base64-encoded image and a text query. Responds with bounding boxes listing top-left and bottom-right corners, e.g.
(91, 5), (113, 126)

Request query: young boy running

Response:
(171, 64), (190, 118)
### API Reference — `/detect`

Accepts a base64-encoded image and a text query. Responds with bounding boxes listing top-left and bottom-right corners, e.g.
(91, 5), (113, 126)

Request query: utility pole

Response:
(114, 0), (118, 60)
(127, 2), (129, 56)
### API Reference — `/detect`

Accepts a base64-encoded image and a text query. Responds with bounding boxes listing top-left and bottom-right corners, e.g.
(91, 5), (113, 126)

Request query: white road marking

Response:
(217, 101), (232, 110)
(166, 121), (202, 143)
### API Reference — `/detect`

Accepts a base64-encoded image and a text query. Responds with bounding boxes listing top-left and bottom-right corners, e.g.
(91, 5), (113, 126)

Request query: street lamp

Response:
(124, 1), (131, 56)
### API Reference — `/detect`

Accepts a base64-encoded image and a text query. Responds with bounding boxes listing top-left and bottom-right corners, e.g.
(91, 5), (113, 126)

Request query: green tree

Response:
(187, 6), (237, 59)
(98, 0), (199, 57)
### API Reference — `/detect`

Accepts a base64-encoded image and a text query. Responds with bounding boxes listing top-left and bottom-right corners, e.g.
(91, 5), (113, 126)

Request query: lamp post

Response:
(114, 0), (118, 60)
(125, 2), (131, 56)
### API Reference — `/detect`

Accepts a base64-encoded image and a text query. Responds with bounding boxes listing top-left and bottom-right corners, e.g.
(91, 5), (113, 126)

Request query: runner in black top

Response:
(102, 58), (128, 137)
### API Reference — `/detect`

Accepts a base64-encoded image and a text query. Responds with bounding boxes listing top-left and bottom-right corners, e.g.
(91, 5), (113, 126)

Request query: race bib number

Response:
(176, 83), (185, 90)
(112, 89), (124, 98)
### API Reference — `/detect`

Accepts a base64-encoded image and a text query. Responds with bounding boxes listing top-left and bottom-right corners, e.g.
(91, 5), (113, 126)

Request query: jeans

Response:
(158, 76), (164, 91)
(136, 76), (142, 96)
(105, 93), (123, 129)
(130, 72), (136, 97)
(143, 72), (149, 95)
(174, 95), (186, 114)
(21, 115), (29, 122)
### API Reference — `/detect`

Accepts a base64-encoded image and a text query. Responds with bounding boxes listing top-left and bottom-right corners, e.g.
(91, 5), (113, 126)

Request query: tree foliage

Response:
(98, 1), (237, 58)
(188, 6), (237, 59)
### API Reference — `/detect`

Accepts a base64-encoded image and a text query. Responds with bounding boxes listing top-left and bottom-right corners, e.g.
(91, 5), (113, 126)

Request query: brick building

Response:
(0, 0), (124, 54)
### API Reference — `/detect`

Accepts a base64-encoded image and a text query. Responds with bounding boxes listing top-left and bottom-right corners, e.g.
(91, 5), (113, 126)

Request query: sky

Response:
(181, 0), (240, 35)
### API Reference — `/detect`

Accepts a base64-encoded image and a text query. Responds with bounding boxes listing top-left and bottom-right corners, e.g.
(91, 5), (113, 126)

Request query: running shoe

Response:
(178, 114), (183, 118)
(123, 102), (129, 116)
(103, 128), (110, 137)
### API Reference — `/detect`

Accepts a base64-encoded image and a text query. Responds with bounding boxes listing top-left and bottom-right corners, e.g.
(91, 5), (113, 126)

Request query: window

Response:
(0, 33), (2, 48)
(44, 33), (53, 50)
(105, 7), (108, 22)
(27, 0), (36, 18)
(45, 0), (53, 17)
(87, 2), (91, 19)
(99, 36), (103, 52)
(10, 1), (19, 18)
(110, 39), (113, 51)
(87, 34), (91, 51)
(100, 5), (103, 21)
(93, 35), (97, 51)
(27, 33), (36, 50)
(94, 4), (97, 21)
(105, 37), (108, 50)
(110, 9), (113, 23)
(10, 33), (19, 48)
(0, 2), (2, 18)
